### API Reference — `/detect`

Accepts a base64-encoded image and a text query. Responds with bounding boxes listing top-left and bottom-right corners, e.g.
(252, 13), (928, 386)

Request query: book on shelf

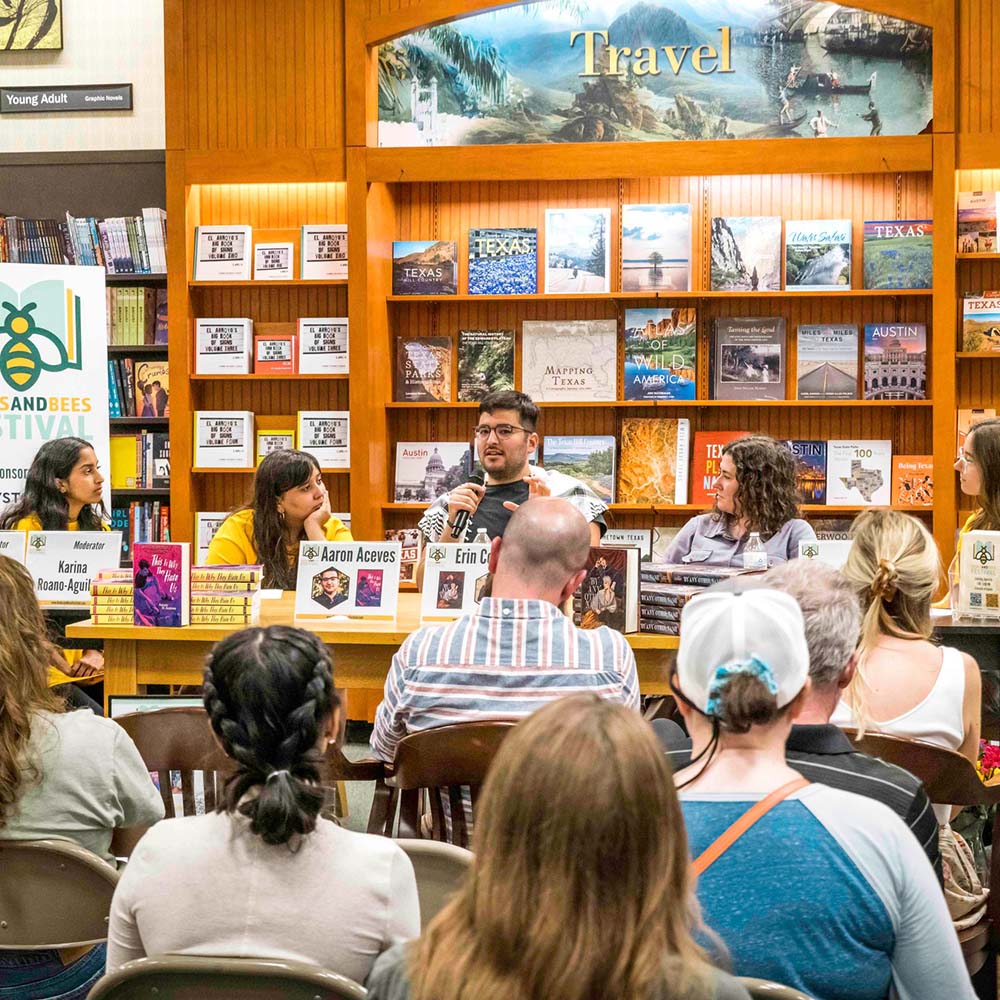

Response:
(863, 323), (926, 400)
(812, 518), (855, 541)
(115, 501), (171, 550)
(891, 455), (933, 508)
(958, 409), (996, 452)
(298, 318), (349, 374)
(300, 224), (347, 280)
(293, 541), (402, 619)
(193, 225), (253, 281)
(710, 216), (781, 292)
(110, 436), (138, 489)
(784, 219), (851, 291)
(603, 529), (652, 560)
(191, 565), (263, 583)
(457, 329), (514, 401)
(385, 528), (422, 584)
(862, 219), (932, 289)
(106, 287), (164, 345)
(394, 442), (472, 504)
(651, 526), (681, 563)
(521, 319), (616, 402)
(617, 418), (690, 505)
(796, 324), (858, 400)
(195, 319), (253, 374)
(134, 359), (169, 417)
(621, 203), (691, 293)
(572, 546), (640, 634)
(110, 432), (169, 489)
(392, 241), (458, 295)
(195, 512), (229, 564)
(689, 431), (750, 506)
(962, 296), (1000, 352)
(710, 317), (786, 401)
(957, 191), (998, 254)
(254, 331), (297, 374)
(133, 542), (191, 627)
(541, 435), (615, 502)
(640, 563), (757, 588)
(256, 429), (296, 464)
(194, 411), (255, 468)
(783, 440), (827, 504)
(640, 582), (701, 609)
(297, 411), (350, 469)
(395, 337), (452, 402)
(253, 241), (294, 280)
(420, 542), (492, 621)
(623, 307), (697, 401)
(543, 208), (610, 294)
(468, 227), (537, 295)
(826, 440), (892, 506)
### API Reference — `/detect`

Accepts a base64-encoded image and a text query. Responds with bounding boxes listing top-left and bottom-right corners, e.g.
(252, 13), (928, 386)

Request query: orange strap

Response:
(692, 777), (809, 877)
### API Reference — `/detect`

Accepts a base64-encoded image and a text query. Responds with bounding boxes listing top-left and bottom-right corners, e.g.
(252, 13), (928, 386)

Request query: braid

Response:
(202, 668), (260, 772)
(276, 653), (333, 766)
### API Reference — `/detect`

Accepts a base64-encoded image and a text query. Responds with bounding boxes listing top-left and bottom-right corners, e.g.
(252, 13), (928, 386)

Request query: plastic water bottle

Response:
(473, 528), (490, 545)
(742, 532), (767, 571)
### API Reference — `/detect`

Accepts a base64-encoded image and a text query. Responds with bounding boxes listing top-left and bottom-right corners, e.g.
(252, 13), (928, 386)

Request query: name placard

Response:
(798, 539), (852, 570)
(25, 531), (122, 603)
(421, 543), (491, 621)
(294, 541), (402, 619)
(0, 531), (27, 563)
(1, 84), (133, 114)
(959, 530), (1000, 618)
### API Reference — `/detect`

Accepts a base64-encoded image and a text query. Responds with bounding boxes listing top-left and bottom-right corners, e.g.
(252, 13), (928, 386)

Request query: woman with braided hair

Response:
(106, 625), (419, 982)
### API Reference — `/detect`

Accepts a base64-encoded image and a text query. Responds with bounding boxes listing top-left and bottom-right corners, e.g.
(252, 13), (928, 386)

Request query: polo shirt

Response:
(660, 512), (815, 567)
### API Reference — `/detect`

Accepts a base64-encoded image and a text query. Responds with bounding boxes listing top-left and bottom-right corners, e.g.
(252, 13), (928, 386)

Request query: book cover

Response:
(254, 332), (297, 373)
(603, 529), (652, 560)
(617, 418), (690, 505)
(195, 512), (228, 564)
(958, 409), (997, 452)
(297, 411), (350, 469)
(385, 528), (422, 584)
(300, 224), (347, 280)
(253, 241), (294, 280)
(457, 329), (515, 401)
(690, 431), (750, 506)
(651, 526), (681, 563)
(195, 318), (253, 374)
(621, 203), (691, 292)
(420, 542), (492, 621)
(826, 440), (892, 506)
(468, 227), (537, 295)
(392, 241), (458, 295)
(962, 296), (1000, 352)
(783, 440), (827, 504)
(892, 455), (933, 508)
(191, 565), (263, 582)
(297, 318), (349, 374)
(134, 360), (169, 417)
(154, 288), (168, 344)
(541, 435), (615, 502)
(863, 324), (927, 400)
(133, 542), (191, 627)
(193, 225), (252, 280)
(521, 319), (616, 402)
(151, 433), (170, 489)
(784, 219), (852, 291)
(957, 191), (998, 253)
(194, 411), (254, 468)
(110, 435), (138, 488)
(641, 563), (755, 587)
(796, 324), (859, 400)
(394, 442), (472, 503)
(710, 317), (786, 401)
(710, 216), (782, 292)
(257, 429), (296, 464)
(544, 208), (610, 294)
(573, 546), (640, 634)
(395, 337), (452, 402)
(623, 308), (697, 401)
(862, 219), (933, 289)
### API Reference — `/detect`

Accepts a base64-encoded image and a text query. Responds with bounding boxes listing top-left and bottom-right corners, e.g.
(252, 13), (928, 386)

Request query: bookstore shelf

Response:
(386, 400), (934, 410)
(189, 279), (349, 288)
(382, 502), (898, 516)
(387, 290), (934, 303)
(107, 345), (169, 356)
(956, 253), (1000, 260)
(192, 468), (351, 474)
(111, 487), (171, 497)
(190, 374), (351, 382)
(110, 417), (170, 427)
(957, 353), (1000, 359)
(106, 274), (168, 285)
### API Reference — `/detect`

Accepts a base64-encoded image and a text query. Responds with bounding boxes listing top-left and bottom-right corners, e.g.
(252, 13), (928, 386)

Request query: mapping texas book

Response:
(892, 456), (933, 508)
(783, 440), (828, 504)
(544, 208), (610, 294)
(796, 324), (859, 400)
(784, 219), (852, 291)
(862, 219), (933, 290)
(623, 307), (697, 401)
(521, 319), (616, 402)
(457, 329), (515, 401)
(468, 227), (537, 295)
(863, 323), (927, 400)
(541, 435), (615, 502)
(962, 296), (1000, 352)
(710, 317), (786, 401)
(710, 216), (781, 292)
(690, 431), (750, 507)
(395, 337), (452, 402)
(391, 241), (458, 295)
(826, 440), (892, 506)
(621, 203), (691, 292)
(617, 418), (690, 505)
(394, 442), (472, 504)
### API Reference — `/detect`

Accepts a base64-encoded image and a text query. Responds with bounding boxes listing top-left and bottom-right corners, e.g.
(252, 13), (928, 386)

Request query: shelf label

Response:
(1, 84), (133, 114)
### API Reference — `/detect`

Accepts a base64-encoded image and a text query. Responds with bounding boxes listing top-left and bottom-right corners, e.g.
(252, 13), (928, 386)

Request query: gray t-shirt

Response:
(662, 513), (816, 568)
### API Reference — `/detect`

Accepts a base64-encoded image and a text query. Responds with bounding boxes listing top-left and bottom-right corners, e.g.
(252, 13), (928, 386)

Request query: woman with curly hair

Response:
(662, 435), (815, 567)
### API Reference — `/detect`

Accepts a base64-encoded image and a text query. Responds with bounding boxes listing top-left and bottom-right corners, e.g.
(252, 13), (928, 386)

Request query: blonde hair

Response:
(841, 511), (940, 731)
(408, 695), (711, 1000)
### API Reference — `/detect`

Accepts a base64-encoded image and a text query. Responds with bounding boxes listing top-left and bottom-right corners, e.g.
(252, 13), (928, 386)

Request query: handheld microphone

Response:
(451, 472), (485, 540)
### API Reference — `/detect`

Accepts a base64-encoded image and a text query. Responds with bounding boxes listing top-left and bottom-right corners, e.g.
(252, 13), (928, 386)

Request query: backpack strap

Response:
(692, 776), (809, 877)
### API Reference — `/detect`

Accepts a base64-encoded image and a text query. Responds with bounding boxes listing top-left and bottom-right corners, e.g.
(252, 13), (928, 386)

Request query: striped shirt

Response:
(370, 597), (640, 762)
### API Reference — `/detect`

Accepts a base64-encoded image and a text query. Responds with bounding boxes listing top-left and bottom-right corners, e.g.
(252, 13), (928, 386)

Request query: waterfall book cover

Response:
(785, 219), (852, 291)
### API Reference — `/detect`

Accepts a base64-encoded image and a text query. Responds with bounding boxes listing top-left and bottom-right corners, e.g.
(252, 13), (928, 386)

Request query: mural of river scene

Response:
(377, 1), (932, 146)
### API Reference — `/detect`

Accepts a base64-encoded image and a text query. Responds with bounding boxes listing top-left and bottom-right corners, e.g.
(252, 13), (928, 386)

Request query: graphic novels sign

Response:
(377, 1), (933, 146)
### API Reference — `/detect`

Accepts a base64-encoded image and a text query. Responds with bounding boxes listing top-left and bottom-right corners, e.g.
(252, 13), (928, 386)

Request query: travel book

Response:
(710, 317), (786, 401)
(617, 418), (690, 505)
(784, 219), (851, 291)
(541, 435), (615, 502)
(621, 203), (691, 292)
(134, 360), (169, 417)
(689, 431), (749, 506)
(957, 191), (998, 254)
(133, 542), (191, 627)
(385, 528), (422, 584)
(195, 512), (228, 564)
(544, 208), (610, 294)
(796, 324), (858, 400)
(300, 224), (347, 280)
(194, 411), (255, 468)
(863, 324), (927, 400)
(783, 440), (828, 504)
(193, 225), (252, 280)
(457, 329), (514, 401)
(298, 318), (349, 374)
(892, 456), (933, 508)
(622, 308), (697, 401)
(467, 227), (537, 295)
(392, 241), (458, 295)
(253, 242), (294, 280)
(862, 220), (933, 289)
(958, 409), (996, 452)
(521, 319), (616, 402)
(573, 546), (641, 634)
(826, 440), (892, 506)
(195, 318), (253, 374)
(710, 216), (781, 292)
(395, 337), (452, 402)
(394, 442), (472, 503)
(420, 542), (492, 621)
(254, 331), (297, 373)
(293, 540), (402, 619)
(297, 411), (350, 469)
(962, 296), (1000, 352)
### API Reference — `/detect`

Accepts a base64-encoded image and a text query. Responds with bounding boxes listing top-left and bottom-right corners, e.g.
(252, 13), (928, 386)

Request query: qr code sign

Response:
(989, 593), (1000, 609)
(971, 593), (983, 607)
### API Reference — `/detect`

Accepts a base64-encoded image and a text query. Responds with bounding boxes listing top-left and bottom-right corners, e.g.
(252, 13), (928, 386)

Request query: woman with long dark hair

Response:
(955, 416), (1000, 544)
(206, 449), (352, 589)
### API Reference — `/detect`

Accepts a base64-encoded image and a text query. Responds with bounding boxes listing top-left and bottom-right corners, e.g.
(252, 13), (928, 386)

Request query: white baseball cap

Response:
(676, 589), (809, 716)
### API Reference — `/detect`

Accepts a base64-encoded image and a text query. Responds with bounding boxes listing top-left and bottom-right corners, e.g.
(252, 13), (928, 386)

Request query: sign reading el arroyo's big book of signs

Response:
(294, 541), (402, 619)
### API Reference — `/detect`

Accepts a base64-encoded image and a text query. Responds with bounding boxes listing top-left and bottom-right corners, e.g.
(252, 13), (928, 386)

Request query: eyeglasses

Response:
(956, 452), (977, 466)
(473, 424), (531, 441)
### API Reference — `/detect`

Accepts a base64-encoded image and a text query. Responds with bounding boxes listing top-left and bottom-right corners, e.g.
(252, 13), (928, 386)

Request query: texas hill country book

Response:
(623, 308), (697, 401)
(468, 228), (537, 295)
(391, 241), (458, 295)
(457, 329), (514, 401)
(541, 435), (615, 502)
(784, 219), (851, 291)
(621, 203), (691, 293)
(796, 324), (858, 400)
(710, 317), (786, 401)
(783, 440), (828, 504)
(617, 418), (690, 505)
(395, 337), (452, 402)
(710, 216), (781, 292)
(863, 324), (926, 400)
(862, 220), (933, 290)
(962, 296), (1000, 352)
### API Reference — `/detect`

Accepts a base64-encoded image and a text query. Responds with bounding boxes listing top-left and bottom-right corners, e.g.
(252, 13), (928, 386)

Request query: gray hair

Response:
(761, 559), (861, 689)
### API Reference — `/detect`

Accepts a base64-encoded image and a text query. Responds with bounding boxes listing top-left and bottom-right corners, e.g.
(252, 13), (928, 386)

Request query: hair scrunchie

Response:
(871, 558), (898, 601)
(704, 655), (778, 718)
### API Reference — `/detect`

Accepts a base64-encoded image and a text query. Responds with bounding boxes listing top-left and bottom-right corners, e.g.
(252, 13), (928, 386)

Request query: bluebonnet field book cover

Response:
(863, 219), (932, 289)
(468, 227), (537, 294)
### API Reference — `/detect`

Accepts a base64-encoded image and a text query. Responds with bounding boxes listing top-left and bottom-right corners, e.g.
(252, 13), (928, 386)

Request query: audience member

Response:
(672, 588), (972, 1000)
(106, 625), (418, 981)
(367, 694), (751, 1000)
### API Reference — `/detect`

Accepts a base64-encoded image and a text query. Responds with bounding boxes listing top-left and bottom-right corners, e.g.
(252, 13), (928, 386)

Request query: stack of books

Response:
(190, 565), (263, 625)
(637, 564), (761, 636)
(90, 569), (134, 625)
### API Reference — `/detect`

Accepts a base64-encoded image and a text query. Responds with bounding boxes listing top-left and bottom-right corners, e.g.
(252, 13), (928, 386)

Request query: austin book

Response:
(572, 546), (640, 634)
(957, 191), (998, 254)
(298, 318), (349, 374)
(297, 411), (350, 469)
(392, 241), (458, 295)
(690, 431), (749, 506)
(544, 208), (610, 294)
(621, 203), (691, 292)
(962, 296), (1000, 352)
(194, 411), (254, 468)
(457, 329), (514, 401)
(521, 320), (616, 402)
(420, 542), (492, 621)
(193, 225), (252, 281)
(892, 456), (933, 508)
(796, 324), (858, 400)
(784, 219), (851, 291)
(710, 216), (781, 292)
(862, 220), (933, 290)
(195, 319), (252, 374)
(541, 435), (615, 502)
(617, 418), (690, 505)
(826, 440), (892, 506)
(863, 324), (926, 400)
(467, 227), (537, 295)
(300, 224), (347, 280)
(394, 442), (472, 503)
(623, 308), (697, 401)
(710, 317), (786, 401)
(395, 337), (452, 402)
(783, 440), (827, 504)
(133, 542), (191, 627)
(293, 541), (402, 619)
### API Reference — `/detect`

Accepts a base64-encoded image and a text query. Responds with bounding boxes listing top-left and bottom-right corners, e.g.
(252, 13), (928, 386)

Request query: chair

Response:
(396, 837), (473, 925)
(88, 955), (366, 999)
(0, 839), (119, 949)
(368, 722), (516, 847)
(738, 978), (816, 1000)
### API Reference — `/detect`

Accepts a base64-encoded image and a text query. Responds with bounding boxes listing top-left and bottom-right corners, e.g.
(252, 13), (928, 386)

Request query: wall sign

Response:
(0, 84), (132, 114)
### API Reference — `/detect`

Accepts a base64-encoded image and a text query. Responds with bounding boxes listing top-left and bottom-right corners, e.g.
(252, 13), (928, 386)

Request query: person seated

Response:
(655, 558), (940, 879)
(671, 587), (972, 1000)
(367, 694), (751, 1000)
(0, 555), (163, 997)
(662, 435), (815, 567)
(205, 449), (352, 589)
(107, 625), (419, 982)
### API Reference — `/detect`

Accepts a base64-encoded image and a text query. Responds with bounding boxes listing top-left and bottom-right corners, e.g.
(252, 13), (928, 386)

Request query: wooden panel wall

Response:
(958, 0), (999, 134)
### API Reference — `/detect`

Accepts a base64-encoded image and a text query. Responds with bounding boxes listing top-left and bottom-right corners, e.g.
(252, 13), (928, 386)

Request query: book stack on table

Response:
(91, 569), (134, 625)
(190, 565), (263, 626)
(638, 565), (763, 636)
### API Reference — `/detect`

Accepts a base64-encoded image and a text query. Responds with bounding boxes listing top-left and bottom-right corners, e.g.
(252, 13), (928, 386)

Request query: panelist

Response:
(662, 435), (815, 567)
(954, 416), (1000, 548)
(206, 449), (352, 589)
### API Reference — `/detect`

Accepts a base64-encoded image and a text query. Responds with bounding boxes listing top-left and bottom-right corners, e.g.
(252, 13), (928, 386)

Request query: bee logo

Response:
(0, 285), (84, 392)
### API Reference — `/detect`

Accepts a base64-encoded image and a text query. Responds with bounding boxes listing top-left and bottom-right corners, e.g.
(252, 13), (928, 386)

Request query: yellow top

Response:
(15, 514), (110, 533)
(956, 510), (978, 554)
(205, 508), (353, 570)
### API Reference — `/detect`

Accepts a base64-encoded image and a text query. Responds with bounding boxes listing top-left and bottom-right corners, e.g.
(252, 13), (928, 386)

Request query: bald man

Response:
(371, 497), (640, 764)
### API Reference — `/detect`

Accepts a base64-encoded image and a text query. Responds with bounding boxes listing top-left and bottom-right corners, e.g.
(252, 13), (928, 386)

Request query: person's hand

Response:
(304, 483), (333, 538)
(447, 481), (486, 527)
(502, 474), (551, 512)
(68, 649), (104, 678)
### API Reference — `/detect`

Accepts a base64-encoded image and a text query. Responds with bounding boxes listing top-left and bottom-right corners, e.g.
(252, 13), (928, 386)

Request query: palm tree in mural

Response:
(0, 0), (61, 50)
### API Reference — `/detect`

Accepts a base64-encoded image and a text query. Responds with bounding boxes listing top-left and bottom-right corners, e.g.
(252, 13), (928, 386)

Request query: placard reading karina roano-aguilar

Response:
(25, 531), (122, 603)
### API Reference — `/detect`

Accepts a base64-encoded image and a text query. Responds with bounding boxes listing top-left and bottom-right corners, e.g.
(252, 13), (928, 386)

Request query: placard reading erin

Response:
(958, 530), (1000, 618)
(421, 543), (491, 621)
(297, 410), (349, 468)
(25, 530), (122, 603)
(294, 541), (402, 619)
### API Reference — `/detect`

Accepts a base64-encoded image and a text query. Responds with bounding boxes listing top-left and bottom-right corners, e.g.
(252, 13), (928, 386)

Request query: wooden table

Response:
(66, 593), (679, 713)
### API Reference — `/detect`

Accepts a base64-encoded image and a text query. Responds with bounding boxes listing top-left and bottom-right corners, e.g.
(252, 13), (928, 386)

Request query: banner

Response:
(0, 263), (110, 513)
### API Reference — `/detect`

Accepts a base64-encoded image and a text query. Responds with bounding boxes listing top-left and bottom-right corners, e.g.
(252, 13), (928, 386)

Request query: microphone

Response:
(451, 472), (485, 541)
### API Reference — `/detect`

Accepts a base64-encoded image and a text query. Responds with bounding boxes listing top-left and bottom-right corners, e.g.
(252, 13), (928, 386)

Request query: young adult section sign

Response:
(0, 263), (111, 512)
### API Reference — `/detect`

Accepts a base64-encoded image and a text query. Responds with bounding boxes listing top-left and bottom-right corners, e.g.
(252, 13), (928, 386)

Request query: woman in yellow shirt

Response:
(955, 417), (1000, 550)
(207, 449), (352, 589)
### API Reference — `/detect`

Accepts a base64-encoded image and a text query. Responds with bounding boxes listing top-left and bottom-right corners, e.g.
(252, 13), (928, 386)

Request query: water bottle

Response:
(473, 528), (490, 545)
(742, 532), (767, 571)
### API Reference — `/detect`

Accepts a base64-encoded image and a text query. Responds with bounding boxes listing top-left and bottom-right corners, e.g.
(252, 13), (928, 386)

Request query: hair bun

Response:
(871, 559), (898, 600)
